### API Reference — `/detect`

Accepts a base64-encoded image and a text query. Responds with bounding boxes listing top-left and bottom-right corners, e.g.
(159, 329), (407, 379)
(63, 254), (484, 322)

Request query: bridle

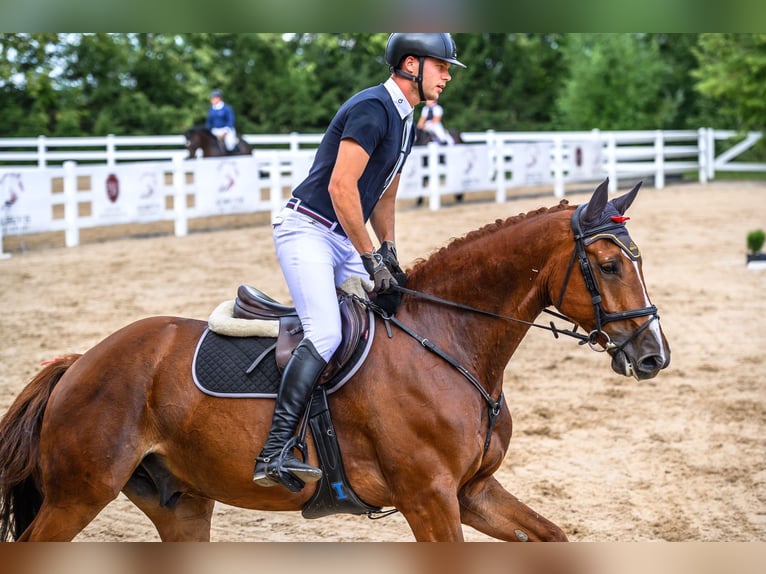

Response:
(556, 203), (659, 353)
(382, 203), (659, 353)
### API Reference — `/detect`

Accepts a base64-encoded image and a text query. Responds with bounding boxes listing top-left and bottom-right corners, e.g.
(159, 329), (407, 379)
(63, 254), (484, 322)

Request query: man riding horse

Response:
(252, 33), (467, 491)
(206, 89), (238, 153)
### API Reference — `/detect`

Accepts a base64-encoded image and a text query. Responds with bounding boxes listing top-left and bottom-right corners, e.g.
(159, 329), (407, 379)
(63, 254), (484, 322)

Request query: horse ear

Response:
(612, 181), (642, 215)
(581, 178), (610, 227)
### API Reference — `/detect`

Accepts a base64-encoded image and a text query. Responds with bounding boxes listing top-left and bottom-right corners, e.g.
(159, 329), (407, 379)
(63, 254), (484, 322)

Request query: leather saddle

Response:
(232, 284), (368, 385)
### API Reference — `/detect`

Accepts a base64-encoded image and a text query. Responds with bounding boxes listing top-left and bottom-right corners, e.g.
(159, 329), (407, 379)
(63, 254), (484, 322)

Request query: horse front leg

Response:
(395, 490), (466, 541)
(459, 475), (568, 541)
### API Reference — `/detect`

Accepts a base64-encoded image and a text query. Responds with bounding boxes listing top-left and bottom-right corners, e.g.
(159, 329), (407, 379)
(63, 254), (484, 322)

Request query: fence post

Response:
(553, 135), (565, 198)
(707, 128), (716, 181)
(697, 128), (708, 184)
(289, 132), (300, 152)
(268, 152), (284, 223)
(606, 133), (617, 192)
(37, 135), (47, 168)
(172, 154), (188, 237)
(106, 134), (117, 167)
(654, 130), (665, 189)
(591, 128), (602, 181)
(488, 131), (506, 204)
(427, 142), (441, 211)
(63, 161), (79, 247)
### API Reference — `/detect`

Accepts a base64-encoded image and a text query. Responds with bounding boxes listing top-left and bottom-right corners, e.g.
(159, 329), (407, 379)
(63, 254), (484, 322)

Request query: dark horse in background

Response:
(0, 179), (669, 541)
(414, 126), (463, 146)
(184, 126), (252, 158)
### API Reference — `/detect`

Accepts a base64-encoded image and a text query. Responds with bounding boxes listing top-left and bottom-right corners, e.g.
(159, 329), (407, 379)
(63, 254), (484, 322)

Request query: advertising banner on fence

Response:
(91, 164), (168, 224)
(568, 140), (603, 180)
(445, 144), (492, 192)
(193, 157), (263, 216)
(510, 142), (554, 186)
(0, 169), (55, 235)
(399, 146), (493, 199)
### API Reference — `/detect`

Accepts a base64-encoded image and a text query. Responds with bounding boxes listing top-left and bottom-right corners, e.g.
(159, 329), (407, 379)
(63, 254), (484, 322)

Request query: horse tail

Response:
(0, 354), (81, 541)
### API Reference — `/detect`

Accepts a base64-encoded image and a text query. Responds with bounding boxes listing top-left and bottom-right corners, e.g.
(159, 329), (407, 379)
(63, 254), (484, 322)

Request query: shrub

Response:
(747, 229), (765, 254)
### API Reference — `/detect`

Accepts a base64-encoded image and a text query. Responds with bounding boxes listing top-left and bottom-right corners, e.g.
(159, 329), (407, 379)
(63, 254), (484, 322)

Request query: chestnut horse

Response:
(0, 179), (669, 542)
(184, 126), (252, 158)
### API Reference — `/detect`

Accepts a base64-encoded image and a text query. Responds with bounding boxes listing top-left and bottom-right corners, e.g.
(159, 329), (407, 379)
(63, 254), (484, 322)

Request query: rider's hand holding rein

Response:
(362, 251), (398, 293)
(377, 240), (402, 272)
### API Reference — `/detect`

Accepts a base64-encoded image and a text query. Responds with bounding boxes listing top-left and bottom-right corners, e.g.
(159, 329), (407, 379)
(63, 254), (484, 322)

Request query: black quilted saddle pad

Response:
(193, 329), (280, 397)
(192, 319), (373, 399)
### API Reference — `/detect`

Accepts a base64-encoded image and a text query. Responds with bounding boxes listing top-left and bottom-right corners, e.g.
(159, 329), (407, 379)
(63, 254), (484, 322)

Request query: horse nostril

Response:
(639, 354), (665, 372)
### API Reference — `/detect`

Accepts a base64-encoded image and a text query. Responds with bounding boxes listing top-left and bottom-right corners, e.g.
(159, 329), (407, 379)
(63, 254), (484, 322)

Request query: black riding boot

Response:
(253, 339), (327, 491)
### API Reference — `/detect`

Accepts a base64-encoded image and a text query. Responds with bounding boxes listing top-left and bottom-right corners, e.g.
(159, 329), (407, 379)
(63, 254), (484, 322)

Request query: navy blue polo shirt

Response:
(292, 78), (414, 227)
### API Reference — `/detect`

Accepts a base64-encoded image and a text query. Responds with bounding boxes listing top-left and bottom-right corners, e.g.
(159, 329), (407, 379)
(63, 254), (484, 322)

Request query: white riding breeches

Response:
(426, 122), (454, 145)
(272, 209), (368, 362)
(211, 127), (237, 151)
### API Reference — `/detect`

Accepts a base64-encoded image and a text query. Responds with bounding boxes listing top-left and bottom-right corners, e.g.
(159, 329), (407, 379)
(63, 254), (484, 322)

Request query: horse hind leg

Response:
(459, 476), (568, 541)
(122, 454), (214, 541)
(17, 460), (142, 540)
(17, 494), (118, 541)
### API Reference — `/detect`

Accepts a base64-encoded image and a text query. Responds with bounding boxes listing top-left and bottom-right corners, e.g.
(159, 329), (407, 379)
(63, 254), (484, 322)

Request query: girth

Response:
(232, 285), (368, 385)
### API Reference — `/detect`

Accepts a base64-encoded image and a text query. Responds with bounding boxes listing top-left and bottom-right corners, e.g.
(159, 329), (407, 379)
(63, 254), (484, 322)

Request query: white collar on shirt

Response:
(383, 77), (414, 120)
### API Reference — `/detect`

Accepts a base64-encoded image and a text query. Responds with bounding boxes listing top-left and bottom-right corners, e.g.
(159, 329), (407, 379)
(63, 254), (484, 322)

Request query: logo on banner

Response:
(1, 172), (33, 233)
(217, 160), (239, 193)
(140, 172), (157, 199)
(1, 173), (23, 208)
(106, 174), (120, 203)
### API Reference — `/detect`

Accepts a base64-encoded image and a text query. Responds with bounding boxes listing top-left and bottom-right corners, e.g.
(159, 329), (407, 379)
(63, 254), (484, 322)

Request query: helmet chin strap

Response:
(393, 56), (426, 102)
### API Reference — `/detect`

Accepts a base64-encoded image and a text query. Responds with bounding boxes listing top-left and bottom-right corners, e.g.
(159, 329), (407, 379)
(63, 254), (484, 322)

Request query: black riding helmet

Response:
(385, 33), (466, 102)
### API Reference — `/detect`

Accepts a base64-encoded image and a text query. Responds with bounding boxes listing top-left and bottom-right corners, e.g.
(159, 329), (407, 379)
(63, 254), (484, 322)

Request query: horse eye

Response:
(600, 261), (620, 274)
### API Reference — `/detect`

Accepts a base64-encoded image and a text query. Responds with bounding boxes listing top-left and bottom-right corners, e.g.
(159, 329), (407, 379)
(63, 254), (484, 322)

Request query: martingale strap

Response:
(361, 299), (503, 457)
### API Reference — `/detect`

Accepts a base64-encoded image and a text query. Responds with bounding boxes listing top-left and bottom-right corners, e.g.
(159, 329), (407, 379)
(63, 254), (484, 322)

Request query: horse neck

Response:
(402, 207), (573, 383)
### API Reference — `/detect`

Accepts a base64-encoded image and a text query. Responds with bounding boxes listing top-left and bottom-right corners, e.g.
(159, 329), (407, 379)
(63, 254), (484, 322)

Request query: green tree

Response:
(692, 33), (766, 131)
(442, 33), (566, 132)
(554, 34), (678, 130)
(2, 33), (751, 139)
(0, 33), (63, 136)
(59, 33), (203, 135)
(285, 33), (389, 132)
(650, 33), (703, 129)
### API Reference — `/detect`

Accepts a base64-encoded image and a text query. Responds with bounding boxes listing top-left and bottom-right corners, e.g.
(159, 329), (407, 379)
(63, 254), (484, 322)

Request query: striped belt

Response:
(285, 197), (345, 235)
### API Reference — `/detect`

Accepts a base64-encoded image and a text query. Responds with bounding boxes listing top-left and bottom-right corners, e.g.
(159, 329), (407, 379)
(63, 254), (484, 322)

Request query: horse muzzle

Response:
(610, 347), (670, 380)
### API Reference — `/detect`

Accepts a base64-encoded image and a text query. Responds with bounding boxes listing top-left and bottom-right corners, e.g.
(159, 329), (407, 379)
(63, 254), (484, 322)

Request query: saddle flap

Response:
(320, 294), (368, 384)
(276, 316), (303, 371)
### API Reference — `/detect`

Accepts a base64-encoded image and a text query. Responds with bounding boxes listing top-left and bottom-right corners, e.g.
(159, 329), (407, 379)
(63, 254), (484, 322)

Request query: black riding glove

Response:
(361, 252), (398, 293)
(376, 240), (403, 274)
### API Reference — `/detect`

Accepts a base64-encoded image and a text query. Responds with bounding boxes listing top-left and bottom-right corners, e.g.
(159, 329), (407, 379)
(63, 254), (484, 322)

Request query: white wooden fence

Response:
(1, 128), (763, 255)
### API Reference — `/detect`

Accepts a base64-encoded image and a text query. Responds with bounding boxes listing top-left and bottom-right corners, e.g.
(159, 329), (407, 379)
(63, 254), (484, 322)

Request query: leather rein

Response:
(359, 204), (659, 456)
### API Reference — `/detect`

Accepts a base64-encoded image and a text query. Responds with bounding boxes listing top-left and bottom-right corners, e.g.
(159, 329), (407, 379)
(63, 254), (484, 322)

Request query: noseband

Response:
(556, 203), (659, 353)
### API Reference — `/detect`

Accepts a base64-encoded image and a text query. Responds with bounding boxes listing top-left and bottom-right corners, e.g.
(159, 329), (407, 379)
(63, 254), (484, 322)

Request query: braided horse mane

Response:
(406, 199), (573, 279)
